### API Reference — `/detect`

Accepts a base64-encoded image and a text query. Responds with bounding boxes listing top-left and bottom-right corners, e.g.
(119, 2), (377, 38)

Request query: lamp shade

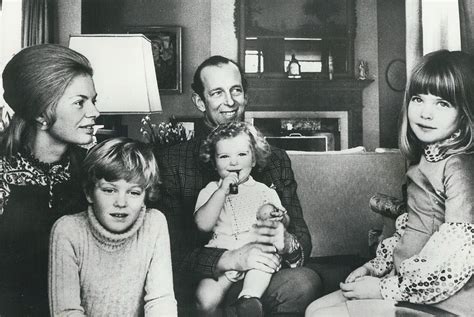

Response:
(69, 34), (162, 114)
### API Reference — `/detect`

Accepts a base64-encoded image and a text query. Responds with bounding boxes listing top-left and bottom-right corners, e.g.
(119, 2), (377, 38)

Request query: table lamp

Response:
(69, 34), (162, 137)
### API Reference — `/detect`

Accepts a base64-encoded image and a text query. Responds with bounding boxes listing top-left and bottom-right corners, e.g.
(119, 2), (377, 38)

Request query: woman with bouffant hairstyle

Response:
(0, 44), (99, 316)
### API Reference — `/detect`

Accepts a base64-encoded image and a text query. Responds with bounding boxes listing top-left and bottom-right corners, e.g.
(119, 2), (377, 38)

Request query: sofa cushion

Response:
(288, 151), (406, 258)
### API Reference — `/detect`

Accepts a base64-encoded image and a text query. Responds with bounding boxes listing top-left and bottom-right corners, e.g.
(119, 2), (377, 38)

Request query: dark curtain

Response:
(21, 0), (54, 47)
(459, 0), (474, 54)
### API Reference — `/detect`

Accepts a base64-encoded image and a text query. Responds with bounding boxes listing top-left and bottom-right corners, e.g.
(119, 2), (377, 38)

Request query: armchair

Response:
(368, 192), (407, 256)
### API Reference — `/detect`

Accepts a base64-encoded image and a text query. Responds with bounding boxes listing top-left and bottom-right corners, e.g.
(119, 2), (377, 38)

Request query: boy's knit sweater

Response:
(49, 206), (177, 316)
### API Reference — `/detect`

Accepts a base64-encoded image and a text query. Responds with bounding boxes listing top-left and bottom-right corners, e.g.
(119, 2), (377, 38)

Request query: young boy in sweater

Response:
(49, 137), (177, 316)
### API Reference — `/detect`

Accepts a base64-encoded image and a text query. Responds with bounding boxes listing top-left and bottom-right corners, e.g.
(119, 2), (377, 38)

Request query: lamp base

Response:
(95, 116), (128, 142)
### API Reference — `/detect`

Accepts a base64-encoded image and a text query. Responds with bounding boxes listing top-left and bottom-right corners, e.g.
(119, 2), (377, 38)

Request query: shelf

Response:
(245, 36), (347, 40)
(247, 77), (373, 92)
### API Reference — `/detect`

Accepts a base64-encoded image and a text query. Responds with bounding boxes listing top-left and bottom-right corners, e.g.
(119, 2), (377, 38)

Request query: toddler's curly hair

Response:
(200, 121), (271, 169)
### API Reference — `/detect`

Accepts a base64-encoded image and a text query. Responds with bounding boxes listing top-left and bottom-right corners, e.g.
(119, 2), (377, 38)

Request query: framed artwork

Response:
(126, 26), (182, 94)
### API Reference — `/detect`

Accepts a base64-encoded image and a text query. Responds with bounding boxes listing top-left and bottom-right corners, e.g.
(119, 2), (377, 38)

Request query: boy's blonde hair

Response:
(83, 137), (160, 201)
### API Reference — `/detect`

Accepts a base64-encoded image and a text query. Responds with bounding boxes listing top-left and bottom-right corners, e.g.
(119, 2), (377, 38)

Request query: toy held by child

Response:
(194, 121), (290, 316)
(306, 50), (474, 317)
(49, 137), (177, 316)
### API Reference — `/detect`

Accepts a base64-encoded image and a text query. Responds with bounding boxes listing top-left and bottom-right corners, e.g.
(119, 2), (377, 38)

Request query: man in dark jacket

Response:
(156, 56), (322, 316)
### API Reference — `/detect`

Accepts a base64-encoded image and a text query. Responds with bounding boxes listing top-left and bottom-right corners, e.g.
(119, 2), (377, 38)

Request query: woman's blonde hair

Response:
(82, 137), (160, 202)
(398, 50), (474, 162)
(200, 121), (271, 170)
(1, 44), (93, 158)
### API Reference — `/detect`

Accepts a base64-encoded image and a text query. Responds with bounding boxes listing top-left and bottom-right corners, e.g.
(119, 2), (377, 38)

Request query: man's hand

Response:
(218, 243), (281, 274)
(340, 276), (383, 300)
(252, 220), (293, 254)
(257, 204), (288, 224)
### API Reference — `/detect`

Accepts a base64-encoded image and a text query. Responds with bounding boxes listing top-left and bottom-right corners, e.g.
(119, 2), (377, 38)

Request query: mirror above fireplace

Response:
(235, 0), (356, 79)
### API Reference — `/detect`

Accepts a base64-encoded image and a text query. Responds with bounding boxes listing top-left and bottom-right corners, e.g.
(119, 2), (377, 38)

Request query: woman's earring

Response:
(37, 119), (48, 130)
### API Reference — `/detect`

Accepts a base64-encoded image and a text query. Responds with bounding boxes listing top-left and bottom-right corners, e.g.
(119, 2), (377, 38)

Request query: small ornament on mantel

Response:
(358, 60), (369, 80)
(328, 51), (334, 80)
(287, 53), (301, 78)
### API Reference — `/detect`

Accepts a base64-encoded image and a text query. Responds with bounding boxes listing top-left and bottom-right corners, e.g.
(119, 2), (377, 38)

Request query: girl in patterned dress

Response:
(194, 121), (289, 316)
(306, 50), (474, 317)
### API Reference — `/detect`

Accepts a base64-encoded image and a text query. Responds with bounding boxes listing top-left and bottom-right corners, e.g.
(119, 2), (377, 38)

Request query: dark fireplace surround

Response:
(246, 78), (373, 148)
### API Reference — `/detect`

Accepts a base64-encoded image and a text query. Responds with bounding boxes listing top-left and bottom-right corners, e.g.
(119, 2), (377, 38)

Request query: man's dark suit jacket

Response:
(155, 133), (312, 310)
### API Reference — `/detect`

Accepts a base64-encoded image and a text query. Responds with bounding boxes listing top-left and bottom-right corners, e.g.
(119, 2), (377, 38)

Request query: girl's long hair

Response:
(1, 44), (92, 159)
(398, 50), (474, 162)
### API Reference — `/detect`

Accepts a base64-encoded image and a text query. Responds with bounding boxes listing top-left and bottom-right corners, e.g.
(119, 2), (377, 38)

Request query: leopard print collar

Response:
(424, 130), (461, 162)
(0, 152), (71, 215)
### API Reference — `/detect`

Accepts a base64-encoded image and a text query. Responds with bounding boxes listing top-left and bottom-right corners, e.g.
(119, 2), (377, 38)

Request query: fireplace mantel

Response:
(246, 78), (373, 147)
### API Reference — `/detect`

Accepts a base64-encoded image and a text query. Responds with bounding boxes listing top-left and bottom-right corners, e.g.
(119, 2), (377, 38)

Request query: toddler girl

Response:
(306, 50), (474, 317)
(49, 138), (177, 316)
(194, 121), (289, 315)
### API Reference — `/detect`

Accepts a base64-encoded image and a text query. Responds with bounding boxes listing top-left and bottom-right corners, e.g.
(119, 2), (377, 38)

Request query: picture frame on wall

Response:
(126, 26), (182, 94)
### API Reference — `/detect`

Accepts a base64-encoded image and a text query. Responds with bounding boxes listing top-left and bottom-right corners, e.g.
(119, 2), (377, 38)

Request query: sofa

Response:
(287, 150), (407, 294)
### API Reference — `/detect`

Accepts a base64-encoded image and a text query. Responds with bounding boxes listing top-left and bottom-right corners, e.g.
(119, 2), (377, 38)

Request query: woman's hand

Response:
(345, 264), (373, 283)
(340, 276), (383, 300)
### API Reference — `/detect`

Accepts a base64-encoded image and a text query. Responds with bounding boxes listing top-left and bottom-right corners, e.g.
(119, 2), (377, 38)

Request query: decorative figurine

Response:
(287, 53), (301, 78)
(328, 51), (334, 80)
(358, 60), (369, 80)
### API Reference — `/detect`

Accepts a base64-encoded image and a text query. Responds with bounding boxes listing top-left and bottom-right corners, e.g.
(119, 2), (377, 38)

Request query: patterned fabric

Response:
(0, 147), (87, 316)
(154, 135), (311, 305)
(369, 193), (406, 219)
(423, 130), (461, 162)
(380, 223), (473, 303)
(424, 143), (448, 162)
(0, 152), (70, 213)
(364, 152), (474, 306)
(368, 213), (408, 276)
